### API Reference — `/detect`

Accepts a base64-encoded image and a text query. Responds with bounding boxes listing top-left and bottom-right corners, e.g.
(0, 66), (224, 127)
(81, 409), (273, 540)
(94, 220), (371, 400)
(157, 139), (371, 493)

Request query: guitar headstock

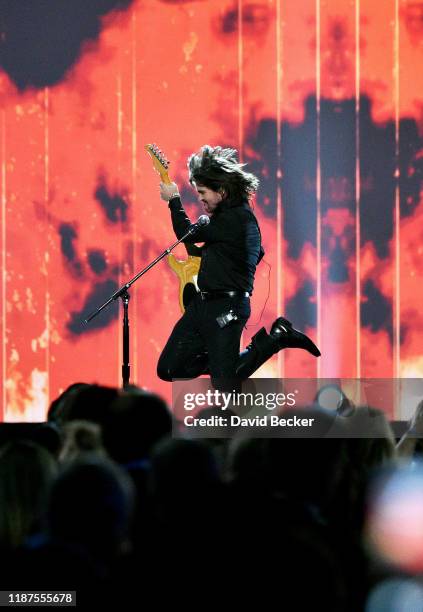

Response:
(145, 143), (172, 184)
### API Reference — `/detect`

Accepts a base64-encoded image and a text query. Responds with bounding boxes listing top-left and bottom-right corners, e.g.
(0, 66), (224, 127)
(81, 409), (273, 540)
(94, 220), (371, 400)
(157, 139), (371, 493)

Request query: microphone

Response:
(188, 215), (210, 233)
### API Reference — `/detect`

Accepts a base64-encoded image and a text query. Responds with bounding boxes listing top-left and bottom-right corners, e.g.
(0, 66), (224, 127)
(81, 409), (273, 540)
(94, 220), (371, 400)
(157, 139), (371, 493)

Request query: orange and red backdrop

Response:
(0, 0), (422, 420)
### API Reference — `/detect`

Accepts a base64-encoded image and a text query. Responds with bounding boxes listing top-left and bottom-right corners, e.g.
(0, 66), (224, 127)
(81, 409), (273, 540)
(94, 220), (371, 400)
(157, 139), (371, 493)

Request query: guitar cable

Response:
(245, 199), (272, 329)
(245, 257), (271, 329)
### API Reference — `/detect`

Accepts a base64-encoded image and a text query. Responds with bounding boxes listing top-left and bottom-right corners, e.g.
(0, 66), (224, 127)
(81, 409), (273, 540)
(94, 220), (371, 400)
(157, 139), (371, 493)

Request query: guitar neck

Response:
(161, 172), (173, 185)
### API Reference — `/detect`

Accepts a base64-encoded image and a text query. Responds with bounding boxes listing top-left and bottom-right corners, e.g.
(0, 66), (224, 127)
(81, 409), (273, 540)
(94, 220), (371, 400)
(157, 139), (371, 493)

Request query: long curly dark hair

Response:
(188, 145), (259, 203)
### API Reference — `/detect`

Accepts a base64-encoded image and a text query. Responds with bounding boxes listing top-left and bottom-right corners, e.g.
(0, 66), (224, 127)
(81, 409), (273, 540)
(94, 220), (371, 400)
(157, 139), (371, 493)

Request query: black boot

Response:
(236, 317), (320, 380)
(269, 317), (321, 357)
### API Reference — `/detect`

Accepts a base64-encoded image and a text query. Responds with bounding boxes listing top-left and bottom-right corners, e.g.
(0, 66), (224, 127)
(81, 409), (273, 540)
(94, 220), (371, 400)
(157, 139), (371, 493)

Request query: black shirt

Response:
(168, 196), (262, 294)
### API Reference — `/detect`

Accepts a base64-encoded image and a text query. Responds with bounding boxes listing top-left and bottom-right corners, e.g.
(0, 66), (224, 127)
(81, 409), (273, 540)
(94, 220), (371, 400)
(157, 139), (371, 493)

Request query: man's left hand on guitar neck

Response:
(160, 181), (180, 202)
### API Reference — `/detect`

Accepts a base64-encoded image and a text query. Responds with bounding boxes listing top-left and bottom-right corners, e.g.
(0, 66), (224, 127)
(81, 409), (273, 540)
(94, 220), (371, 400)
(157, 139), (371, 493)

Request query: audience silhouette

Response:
(1, 382), (422, 609)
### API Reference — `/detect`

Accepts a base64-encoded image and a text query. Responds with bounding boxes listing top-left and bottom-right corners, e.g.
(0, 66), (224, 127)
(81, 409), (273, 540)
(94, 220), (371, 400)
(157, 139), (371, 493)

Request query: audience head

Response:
(59, 420), (106, 463)
(0, 440), (57, 550)
(48, 454), (134, 561)
(102, 387), (173, 464)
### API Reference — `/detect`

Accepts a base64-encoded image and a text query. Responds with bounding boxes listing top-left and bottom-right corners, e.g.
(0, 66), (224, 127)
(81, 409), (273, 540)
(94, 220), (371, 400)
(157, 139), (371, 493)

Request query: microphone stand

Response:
(84, 222), (204, 389)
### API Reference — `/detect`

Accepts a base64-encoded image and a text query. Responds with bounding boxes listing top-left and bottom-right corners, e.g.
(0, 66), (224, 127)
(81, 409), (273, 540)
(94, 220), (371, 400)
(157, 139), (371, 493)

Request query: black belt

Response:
(199, 290), (250, 301)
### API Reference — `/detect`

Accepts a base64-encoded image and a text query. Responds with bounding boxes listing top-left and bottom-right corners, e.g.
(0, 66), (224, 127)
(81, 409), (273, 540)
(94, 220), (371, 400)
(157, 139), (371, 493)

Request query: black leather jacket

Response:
(168, 195), (263, 294)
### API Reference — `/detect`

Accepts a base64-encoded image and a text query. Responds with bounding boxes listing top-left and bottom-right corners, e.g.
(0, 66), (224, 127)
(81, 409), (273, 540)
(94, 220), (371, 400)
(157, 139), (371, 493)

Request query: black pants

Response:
(157, 293), (251, 388)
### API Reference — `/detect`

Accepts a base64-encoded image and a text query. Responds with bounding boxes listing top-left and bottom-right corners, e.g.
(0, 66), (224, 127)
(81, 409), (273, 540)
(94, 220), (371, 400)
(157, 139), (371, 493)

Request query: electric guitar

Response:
(145, 143), (201, 313)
